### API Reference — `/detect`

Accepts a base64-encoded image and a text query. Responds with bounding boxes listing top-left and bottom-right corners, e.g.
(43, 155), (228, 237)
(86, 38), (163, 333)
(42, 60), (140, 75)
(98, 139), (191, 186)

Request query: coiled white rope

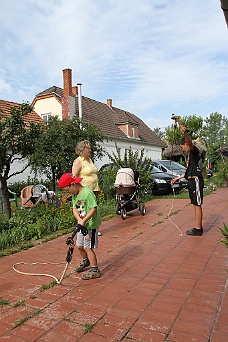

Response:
(12, 261), (69, 284)
(166, 119), (183, 236)
(167, 187), (183, 236)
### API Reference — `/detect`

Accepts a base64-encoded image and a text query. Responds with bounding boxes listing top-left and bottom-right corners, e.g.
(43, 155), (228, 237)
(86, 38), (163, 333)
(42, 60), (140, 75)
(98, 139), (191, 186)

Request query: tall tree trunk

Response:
(0, 178), (11, 219)
(51, 166), (56, 192)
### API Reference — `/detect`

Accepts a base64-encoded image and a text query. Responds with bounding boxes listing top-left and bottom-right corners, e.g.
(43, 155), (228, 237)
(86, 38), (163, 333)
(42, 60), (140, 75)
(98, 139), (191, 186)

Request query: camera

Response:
(74, 223), (88, 236)
(66, 236), (74, 246)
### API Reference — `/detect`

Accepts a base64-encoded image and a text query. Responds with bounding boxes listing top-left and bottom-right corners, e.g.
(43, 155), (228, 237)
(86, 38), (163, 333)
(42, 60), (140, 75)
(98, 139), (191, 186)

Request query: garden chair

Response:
(20, 184), (54, 208)
(20, 185), (35, 208)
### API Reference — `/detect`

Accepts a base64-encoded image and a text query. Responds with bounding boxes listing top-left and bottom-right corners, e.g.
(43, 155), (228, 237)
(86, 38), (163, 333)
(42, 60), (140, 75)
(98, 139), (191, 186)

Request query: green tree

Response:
(0, 103), (43, 218)
(165, 114), (203, 145)
(153, 127), (165, 140)
(201, 112), (228, 169)
(30, 116), (106, 191)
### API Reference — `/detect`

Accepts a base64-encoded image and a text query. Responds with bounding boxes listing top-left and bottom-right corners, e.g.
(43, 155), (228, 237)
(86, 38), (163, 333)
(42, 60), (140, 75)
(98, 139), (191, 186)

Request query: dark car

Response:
(143, 166), (182, 195)
(152, 160), (188, 188)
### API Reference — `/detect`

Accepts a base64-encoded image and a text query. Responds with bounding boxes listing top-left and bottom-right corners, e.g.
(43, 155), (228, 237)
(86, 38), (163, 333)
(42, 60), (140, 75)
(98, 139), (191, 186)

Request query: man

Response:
(171, 124), (204, 236)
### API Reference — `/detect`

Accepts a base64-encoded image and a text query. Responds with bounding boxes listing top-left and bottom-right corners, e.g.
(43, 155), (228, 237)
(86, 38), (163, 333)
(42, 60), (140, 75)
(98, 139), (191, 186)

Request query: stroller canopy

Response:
(114, 168), (135, 187)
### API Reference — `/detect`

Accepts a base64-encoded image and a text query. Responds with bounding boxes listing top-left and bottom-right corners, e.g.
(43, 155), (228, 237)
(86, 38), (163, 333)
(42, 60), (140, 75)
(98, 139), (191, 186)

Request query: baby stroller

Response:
(114, 168), (146, 220)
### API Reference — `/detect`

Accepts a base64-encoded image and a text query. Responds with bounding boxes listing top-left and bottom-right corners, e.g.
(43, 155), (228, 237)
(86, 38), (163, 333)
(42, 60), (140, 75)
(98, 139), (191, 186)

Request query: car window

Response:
(152, 166), (163, 173)
(158, 161), (186, 171)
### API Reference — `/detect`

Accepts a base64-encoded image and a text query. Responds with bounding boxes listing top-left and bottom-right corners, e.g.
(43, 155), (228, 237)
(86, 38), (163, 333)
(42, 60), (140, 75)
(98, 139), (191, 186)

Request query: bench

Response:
(0, 188), (18, 213)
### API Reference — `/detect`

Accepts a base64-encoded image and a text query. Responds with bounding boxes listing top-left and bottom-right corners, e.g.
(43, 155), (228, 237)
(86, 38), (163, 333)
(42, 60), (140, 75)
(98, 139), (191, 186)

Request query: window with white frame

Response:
(42, 113), (52, 123)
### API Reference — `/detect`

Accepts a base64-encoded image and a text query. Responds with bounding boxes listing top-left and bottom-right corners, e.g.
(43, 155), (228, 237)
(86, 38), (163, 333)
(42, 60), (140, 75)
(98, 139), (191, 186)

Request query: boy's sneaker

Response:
(81, 268), (101, 280)
(74, 259), (90, 272)
(186, 228), (203, 236)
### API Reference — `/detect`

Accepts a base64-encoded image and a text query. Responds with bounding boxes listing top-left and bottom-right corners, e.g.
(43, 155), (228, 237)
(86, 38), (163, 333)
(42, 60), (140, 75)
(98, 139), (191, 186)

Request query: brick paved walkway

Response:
(0, 188), (227, 341)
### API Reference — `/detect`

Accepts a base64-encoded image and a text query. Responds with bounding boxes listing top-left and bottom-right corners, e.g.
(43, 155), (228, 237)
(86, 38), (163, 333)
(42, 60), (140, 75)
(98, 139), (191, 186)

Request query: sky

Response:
(1, 0), (228, 130)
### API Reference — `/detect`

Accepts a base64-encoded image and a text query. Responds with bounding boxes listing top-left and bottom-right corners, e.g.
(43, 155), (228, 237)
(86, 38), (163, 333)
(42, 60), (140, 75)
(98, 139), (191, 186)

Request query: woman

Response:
(72, 140), (102, 235)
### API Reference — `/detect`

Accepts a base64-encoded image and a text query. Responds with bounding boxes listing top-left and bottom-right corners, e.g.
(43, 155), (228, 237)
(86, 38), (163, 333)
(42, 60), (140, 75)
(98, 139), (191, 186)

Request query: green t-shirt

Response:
(72, 187), (101, 230)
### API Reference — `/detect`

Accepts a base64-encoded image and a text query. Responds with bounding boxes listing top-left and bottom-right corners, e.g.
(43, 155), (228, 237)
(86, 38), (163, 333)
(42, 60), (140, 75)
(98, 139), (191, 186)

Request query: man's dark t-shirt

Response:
(185, 146), (203, 179)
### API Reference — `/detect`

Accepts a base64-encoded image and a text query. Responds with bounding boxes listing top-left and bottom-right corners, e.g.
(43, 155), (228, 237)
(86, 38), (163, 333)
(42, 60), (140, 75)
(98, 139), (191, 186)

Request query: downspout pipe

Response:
(77, 83), (82, 120)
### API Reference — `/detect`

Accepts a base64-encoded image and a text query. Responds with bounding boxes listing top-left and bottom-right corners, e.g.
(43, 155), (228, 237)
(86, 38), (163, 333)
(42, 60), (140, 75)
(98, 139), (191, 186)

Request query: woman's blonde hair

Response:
(75, 140), (90, 155)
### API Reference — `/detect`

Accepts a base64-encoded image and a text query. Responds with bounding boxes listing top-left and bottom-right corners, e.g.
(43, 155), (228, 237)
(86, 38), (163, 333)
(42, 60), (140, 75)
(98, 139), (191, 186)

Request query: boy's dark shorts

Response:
(187, 177), (204, 206)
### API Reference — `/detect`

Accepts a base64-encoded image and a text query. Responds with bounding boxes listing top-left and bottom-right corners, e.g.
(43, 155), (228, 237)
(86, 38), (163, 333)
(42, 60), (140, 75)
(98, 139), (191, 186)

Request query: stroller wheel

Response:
(139, 203), (146, 216)
(116, 204), (121, 215)
(120, 208), (127, 220)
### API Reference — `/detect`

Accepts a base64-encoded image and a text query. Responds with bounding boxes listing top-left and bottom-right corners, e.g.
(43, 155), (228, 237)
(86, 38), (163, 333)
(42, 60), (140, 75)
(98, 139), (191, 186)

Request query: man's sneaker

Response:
(74, 259), (90, 272)
(81, 268), (101, 280)
(186, 228), (203, 236)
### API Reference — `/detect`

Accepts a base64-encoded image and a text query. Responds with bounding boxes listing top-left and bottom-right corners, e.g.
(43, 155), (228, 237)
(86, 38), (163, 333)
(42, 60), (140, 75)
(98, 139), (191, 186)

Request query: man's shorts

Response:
(76, 228), (98, 249)
(187, 177), (204, 206)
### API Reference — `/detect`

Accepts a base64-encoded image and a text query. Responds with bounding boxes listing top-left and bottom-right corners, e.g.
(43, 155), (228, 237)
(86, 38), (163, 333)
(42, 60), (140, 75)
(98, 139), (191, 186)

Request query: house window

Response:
(117, 123), (139, 139)
(42, 113), (52, 123)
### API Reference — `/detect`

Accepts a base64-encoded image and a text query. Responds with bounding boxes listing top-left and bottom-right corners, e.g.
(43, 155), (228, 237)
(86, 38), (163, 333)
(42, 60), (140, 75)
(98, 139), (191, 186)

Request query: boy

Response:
(171, 124), (204, 236)
(58, 173), (101, 279)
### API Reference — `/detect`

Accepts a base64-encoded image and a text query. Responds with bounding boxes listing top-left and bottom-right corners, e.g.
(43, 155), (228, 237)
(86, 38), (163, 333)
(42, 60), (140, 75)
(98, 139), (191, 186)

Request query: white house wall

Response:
(8, 140), (162, 184)
(94, 139), (162, 170)
(8, 156), (36, 184)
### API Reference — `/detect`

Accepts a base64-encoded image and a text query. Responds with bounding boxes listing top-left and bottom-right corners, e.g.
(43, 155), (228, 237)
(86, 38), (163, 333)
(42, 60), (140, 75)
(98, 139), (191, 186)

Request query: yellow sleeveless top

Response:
(76, 156), (100, 192)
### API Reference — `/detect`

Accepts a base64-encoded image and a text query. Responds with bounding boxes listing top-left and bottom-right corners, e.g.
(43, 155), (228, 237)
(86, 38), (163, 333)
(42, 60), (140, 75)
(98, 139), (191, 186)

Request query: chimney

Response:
(63, 68), (72, 97)
(62, 68), (75, 120)
(72, 86), (78, 95)
(107, 99), (112, 108)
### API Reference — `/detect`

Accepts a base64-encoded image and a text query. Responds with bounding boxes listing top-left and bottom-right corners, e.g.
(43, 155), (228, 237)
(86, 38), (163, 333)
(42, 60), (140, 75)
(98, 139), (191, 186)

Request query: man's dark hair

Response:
(180, 137), (186, 145)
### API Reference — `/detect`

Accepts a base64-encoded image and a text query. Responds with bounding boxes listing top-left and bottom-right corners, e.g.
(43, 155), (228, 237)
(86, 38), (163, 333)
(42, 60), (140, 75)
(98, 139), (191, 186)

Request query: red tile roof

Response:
(0, 99), (44, 124)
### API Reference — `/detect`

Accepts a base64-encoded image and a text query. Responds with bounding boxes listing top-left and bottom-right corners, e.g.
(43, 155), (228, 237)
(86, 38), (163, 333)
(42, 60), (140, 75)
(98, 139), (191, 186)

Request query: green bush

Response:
(0, 191), (118, 252)
(98, 165), (118, 200)
(0, 200), (75, 251)
(0, 214), (10, 233)
(216, 158), (228, 183)
(218, 223), (228, 248)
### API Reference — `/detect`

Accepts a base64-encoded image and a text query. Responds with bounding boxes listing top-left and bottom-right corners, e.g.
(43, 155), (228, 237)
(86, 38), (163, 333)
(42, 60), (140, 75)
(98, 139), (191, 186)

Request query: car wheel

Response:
(116, 204), (121, 215)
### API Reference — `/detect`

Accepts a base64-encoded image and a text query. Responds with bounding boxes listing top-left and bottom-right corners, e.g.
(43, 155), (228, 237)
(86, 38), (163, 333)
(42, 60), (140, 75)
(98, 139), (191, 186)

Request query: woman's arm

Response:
(72, 158), (82, 176)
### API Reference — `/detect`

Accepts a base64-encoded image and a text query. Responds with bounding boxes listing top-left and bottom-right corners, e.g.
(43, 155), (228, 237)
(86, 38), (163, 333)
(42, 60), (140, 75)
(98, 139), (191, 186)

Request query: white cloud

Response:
(0, 78), (11, 92)
(0, 0), (228, 129)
